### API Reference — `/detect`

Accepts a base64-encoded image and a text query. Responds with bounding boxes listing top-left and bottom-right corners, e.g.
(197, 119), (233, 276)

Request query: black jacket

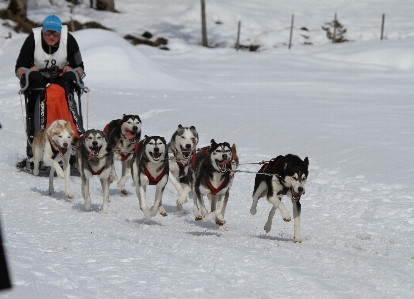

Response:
(15, 31), (85, 73)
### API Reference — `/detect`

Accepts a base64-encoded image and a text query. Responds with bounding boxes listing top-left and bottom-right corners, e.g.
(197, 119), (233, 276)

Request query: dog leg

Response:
(202, 195), (225, 222)
(82, 175), (92, 211)
(292, 200), (302, 243)
(62, 156), (73, 199)
(192, 195), (203, 221)
(117, 160), (130, 195)
(48, 164), (55, 195)
(267, 196), (291, 222)
(251, 182), (267, 215)
(150, 188), (162, 217)
(215, 193), (229, 226)
(100, 177), (110, 213)
(264, 206), (277, 233)
(138, 185), (152, 220)
(198, 195), (208, 217)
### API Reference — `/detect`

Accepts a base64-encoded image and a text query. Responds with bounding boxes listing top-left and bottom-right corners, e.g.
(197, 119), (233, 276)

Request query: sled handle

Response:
(17, 67), (32, 93)
(71, 67), (89, 93)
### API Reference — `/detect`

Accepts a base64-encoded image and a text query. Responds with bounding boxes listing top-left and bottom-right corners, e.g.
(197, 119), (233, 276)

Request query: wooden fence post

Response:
(201, 0), (208, 47)
(288, 14), (294, 49)
(235, 21), (241, 51)
(381, 13), (385, 40)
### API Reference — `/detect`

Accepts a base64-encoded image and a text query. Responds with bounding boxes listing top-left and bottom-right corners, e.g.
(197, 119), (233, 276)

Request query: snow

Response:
(0, 0), (414, 298)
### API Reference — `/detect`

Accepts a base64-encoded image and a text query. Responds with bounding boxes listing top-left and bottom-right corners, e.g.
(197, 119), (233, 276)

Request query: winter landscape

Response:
(0, 0), (413, 298)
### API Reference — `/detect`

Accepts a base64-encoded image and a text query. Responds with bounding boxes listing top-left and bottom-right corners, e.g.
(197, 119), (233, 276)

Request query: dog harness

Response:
(87, 163), (104, 175)
(144, 165), (167, 185)
(104, 119), (134, 161)
(204, 175), (229, 195)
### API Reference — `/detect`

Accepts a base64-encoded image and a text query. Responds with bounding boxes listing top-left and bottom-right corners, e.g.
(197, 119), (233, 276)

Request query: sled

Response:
(18, 66), (89, 176)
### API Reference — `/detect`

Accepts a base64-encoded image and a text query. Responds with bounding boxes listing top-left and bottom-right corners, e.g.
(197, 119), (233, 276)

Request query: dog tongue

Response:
(125, 131), (135, 139)
(88, 151), (95, 161)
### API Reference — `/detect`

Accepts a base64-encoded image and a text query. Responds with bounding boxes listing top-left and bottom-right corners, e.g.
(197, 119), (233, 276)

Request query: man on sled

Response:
(15, 15), (86, 170)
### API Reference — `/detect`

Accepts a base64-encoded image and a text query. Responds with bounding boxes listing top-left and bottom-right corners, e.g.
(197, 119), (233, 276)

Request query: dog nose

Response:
(92, 141), (98, 146)
(63, 143), (68, 148)
(153, 147), (159, 153)
(298, 187), (304, 193)
(222, 154), (228, 160)
(185, 144), (191, 149)
(132, 126), (138, 132)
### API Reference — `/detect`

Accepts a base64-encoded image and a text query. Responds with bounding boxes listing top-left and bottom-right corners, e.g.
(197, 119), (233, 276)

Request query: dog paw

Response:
(264, 223), (272, 233)
(283, 216), (291, 222)
(176, 197), (186, 205)
(84, 202), (91, 211)
(215, 219), (226, 226)
(160, 210), (168, 217)
(294, 236), (302, 243)
(33, 169), (40, 176)
(66, 193), (74, 200)
(142, 209), (152, 220)
(250, 207), (257, 215)
(121, 189), (128, 195)
(57, 172), (64, 179)
(49, 187), (54, 195)
(195, 216), (202, 221)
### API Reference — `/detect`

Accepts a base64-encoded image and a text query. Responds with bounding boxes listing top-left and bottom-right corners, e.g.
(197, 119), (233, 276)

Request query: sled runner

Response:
(18, 66), (88, 176)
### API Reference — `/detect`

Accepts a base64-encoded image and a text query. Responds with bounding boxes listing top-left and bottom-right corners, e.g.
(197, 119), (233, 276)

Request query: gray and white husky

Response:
(167, 124), (199, 213)
(104, 114), (142, 195)
(132, 135), (169, 220)
(187, 139), (237, 226)
(76, 129), (117, 213)
(250, 154), (309, 243)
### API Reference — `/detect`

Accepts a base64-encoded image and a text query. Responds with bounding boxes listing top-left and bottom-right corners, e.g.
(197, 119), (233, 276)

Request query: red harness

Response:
(205, 175), (229, 195)
(144, 165), (167, 185)
(88, 163), (104, 175)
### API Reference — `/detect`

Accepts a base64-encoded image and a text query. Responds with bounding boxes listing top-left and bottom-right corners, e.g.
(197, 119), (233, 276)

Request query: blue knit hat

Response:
(43, 15), (62, 32)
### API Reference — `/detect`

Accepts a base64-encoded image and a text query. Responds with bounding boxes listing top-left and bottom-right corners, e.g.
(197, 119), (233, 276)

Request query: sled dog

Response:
(206, 143), (239, 224)
(250, 154), (309, 243)
(132, 135), (169, 220)
(104, 114), (142, 195)
(30, 119), (74, 199)
(168, 124), (199, 213)
(76, 129), (117, 213)
(188, 139), (237, 226)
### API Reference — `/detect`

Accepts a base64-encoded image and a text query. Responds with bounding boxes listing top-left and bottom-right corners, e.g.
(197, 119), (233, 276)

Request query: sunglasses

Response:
(43, 30), (61, 37)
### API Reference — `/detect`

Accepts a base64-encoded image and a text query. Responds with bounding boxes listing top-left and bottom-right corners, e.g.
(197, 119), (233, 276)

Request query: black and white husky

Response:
(167, 124), (199, 213)
(132, 135), (169, 220)
(250, 154), (309, 243)
(104, 114), (142, 195)
(188, 139), (237, 226)
(76, 129), (117, 213)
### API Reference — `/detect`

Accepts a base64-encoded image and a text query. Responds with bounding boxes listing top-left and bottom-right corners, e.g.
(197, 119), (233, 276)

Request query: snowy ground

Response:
(0, 1), (413, 298)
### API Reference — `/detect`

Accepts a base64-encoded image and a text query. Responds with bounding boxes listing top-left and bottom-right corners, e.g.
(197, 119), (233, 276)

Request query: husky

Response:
(132, 135), (169, 220)
(188, 139), (237, 226)
(104, 114), (142, 195)
(30, 119), (74, 199)
(250, 154), (309, 243)
(76, 129), (117, 213)
(206, 143), (239, 225)
(168, 124), (199, 213)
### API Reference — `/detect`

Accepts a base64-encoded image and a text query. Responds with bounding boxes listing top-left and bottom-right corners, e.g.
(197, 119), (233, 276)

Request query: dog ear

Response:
(178, 124), (183, 129)
(210, 139), (216, 146)
(304, 157), (309, 166)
